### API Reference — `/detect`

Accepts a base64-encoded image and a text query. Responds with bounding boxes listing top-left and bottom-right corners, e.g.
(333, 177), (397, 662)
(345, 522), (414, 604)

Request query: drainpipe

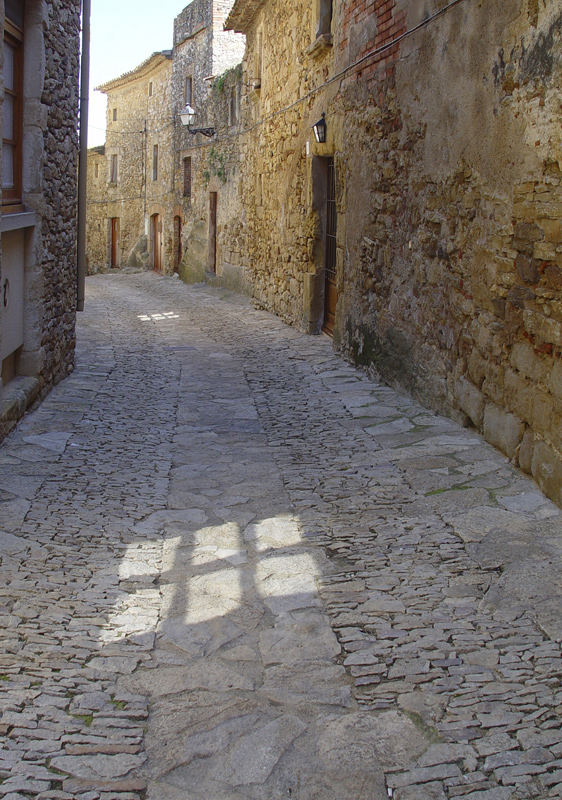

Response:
(76, 0), (91, 312)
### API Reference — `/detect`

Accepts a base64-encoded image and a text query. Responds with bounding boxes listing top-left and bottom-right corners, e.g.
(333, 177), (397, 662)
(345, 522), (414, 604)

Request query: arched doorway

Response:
(150, 213), (162, 272)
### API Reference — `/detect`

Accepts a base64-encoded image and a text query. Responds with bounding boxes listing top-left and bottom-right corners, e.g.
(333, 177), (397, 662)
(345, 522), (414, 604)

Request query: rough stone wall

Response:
(336, 0), (562, 504)
(33, 0), (80, 387)
(176, 65), (246, 291)
(86, 147), (108, 272)
(224, 0), (561, 504)
(173, 0), (246, 288)
(212, 1), (246, 76)
(0, 0), (80, 438)
(87, 54), (173, 273)
(225, 0), (338, 325)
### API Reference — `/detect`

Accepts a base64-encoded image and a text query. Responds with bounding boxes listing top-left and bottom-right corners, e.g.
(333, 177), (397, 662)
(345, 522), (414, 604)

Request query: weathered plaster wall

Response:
(337, 0), (562, 503)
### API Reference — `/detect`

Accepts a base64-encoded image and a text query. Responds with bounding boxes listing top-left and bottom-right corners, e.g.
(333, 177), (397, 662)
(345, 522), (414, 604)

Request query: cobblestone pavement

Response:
(0, 272), (561, 800)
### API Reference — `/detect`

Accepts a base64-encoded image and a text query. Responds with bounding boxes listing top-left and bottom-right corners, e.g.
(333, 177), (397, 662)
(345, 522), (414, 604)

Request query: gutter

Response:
(77, 0), (91, 312)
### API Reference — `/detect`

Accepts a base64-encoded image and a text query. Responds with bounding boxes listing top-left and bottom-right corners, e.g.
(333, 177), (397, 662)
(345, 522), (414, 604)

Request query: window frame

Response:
(2, 18), (24, 212)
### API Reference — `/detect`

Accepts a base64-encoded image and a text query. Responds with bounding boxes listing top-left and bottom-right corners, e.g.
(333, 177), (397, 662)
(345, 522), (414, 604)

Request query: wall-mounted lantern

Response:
(312, 112), (327, 144)
(179, 104), (216, 138)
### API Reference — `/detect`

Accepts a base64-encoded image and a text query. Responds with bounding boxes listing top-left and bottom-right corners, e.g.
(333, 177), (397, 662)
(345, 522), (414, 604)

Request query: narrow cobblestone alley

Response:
(1, 272), (561, 800)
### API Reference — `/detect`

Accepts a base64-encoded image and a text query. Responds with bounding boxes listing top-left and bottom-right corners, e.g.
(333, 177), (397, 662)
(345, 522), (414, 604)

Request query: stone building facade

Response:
(0, 0), (81, 439)
(171, 0), (245, 286)
(85, 0), (561, 505)
(223, 0), (562, 505)
(88, 52), (174, 273)
(86, 0), (245, 279)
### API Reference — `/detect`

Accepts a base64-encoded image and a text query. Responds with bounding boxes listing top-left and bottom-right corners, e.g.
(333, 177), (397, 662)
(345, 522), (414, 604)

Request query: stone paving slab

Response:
(0, 272), (560, 799)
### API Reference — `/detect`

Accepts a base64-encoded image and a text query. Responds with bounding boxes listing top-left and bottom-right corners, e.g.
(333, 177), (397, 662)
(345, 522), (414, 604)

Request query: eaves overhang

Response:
(225, 0), (266, 33)
(95, 50), (173, 93)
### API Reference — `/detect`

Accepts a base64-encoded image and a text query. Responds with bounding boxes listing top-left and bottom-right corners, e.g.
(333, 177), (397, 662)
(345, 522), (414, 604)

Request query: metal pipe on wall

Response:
(77, 0), (91, 312)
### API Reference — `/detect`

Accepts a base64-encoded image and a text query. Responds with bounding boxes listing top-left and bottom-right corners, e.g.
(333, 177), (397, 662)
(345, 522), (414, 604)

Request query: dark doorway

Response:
(208, 192), (217, 274)
(110, 217), (120, 268)
(150, 213), (162, 272)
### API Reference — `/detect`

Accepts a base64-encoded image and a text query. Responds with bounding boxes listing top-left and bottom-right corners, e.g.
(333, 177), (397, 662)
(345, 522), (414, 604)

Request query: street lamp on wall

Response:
(312, 112), (327, 144)
(179, 104), (216, 138)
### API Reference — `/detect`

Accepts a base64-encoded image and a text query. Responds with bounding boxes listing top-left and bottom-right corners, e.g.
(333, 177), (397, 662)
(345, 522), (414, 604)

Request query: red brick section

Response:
(340, 0), (407, 82)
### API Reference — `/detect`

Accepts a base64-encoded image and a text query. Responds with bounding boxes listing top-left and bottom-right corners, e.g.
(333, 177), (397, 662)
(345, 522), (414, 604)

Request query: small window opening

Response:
(317, 0), (333, 37)
(183, 156), (192, 199)
(153, 144), (158, 181)
(110, 153), (118, 183)
(185, 76), (193, 106)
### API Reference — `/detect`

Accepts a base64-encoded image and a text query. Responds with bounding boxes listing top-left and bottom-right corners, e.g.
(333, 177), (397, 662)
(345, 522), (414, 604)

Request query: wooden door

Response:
(110, 218), (120, 268)
(151, 213), (161, 272)
(208, 192), (217, 274)
(323, 158), (337, 335)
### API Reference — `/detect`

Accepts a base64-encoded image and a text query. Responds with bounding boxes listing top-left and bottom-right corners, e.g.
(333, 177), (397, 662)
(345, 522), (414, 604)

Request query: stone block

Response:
(504, 368), (533, 423)
(483, 402), (525, 459)
(467, 349), (486, 389)
(523, 309), (562, 346)
(455, 376), (485, 428)
(544, 264), (562, 290)
(515, 254), (538, 284)
(510, 341), (549, 382)
(517, 428), (535, 474)
(550, 358), (562, 401)
(530, 389), (554, 438)
(531, 440), (562, 507)
(481, 361), (505, 406)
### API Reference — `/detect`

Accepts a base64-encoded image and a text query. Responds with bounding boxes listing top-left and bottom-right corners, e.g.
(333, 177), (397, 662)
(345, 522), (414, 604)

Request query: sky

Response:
(88, 0), (188, 147)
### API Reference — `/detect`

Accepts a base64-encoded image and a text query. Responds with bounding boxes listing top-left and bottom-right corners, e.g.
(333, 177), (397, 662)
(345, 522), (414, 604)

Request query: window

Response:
(317, 0), (333, 37)
(148, 81), (153, 97)
(110, 154), (118, 183)
(254, 29), (263, 89)
(183, 156), (192, 199)
(2, 10), (24, 210)
(185, 76), (193, 106)
(112, 108), (117, 121)
(229, 86), (239, 126)
(152, 144), (158, 181)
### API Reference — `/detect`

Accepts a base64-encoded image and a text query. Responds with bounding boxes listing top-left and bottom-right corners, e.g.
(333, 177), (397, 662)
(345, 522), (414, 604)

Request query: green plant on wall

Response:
(204, 146), (227, 186)
(213, 63), (242, 95)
